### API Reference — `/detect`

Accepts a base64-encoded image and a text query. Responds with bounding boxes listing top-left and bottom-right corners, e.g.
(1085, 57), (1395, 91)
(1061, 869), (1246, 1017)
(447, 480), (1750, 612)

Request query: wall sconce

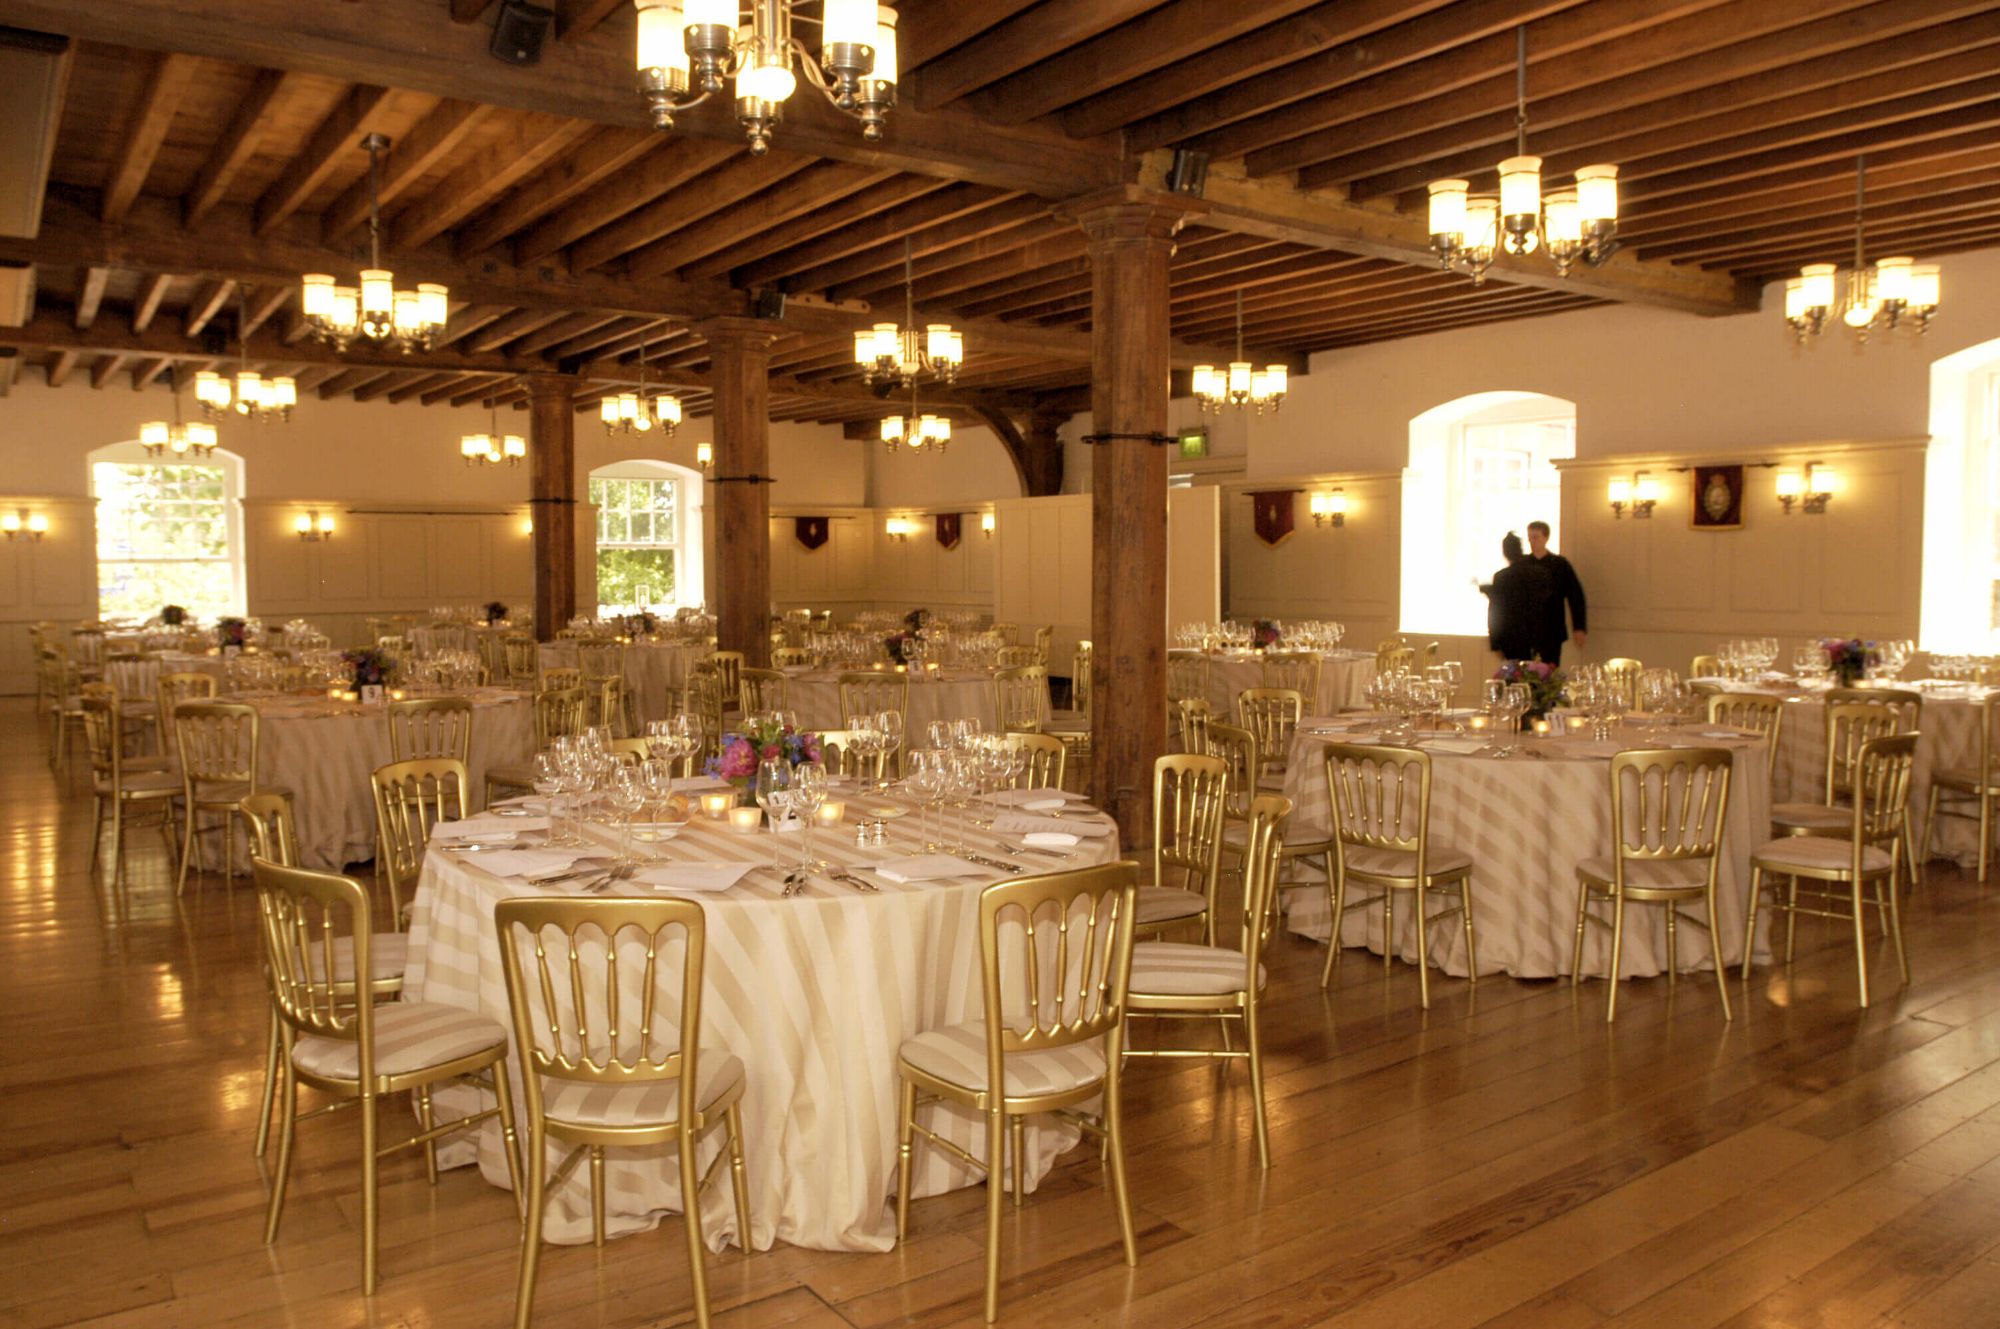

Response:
(1608, 471), (1659, 519)
(295, 510), (335, 541)
(1776, 460), (1839, 515)
(980, 512), (995, 538)
(1308, 489), (1347, 528)
(695, 441), (714, 470)
(3, 509), (47, 540)
(884, 516), (918, 542)
(521, 516), (534, 536)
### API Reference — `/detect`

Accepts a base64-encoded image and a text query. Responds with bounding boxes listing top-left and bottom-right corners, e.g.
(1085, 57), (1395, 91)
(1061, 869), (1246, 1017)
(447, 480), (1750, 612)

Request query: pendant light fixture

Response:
(461, 395), (526, 466)
(1192, 292), (1286, 415)
(856, 238), (963, 387)
(1784, 157), (1941, 342)
(1427, 27), (1619, 283)
(140, 366), (220, 459)
(195, 290), (295, 423)
(600, 330), (683, 435)
(300, 134), (448, 352)
(634, 0), (900, 155)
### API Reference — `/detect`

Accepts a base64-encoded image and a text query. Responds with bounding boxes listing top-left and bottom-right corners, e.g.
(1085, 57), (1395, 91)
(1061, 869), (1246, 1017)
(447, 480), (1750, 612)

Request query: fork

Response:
(827, 869), (879, 893)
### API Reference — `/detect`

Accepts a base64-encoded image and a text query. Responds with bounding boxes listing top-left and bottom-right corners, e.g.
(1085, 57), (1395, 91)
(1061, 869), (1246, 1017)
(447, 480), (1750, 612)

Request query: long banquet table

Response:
(404, 787), (1120, 1252)
(1278, 715), (1773, 979)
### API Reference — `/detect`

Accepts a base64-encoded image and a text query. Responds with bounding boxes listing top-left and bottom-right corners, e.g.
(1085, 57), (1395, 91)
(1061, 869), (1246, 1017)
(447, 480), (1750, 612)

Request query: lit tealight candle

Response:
(894, 664), (907, 674)
(389, 688), (407, 702)
(727, 805), (763, 833)
(817, 800), (846, 825)
(1466, 715), (1491, 734)
(1532, 718), (1552, 736)
(1567, 714), (1591, 733)
(700, 791), (734, 820)
(326, 686), (344, 702)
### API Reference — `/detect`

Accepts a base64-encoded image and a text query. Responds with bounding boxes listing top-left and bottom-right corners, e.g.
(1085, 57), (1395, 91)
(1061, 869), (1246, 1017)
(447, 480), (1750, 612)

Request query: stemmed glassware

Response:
(533, 752), (573, 846)
(908, 750), (946, 851)
(755, 757), (792, 867)
(790, 762), (828, 869)
(607, 765), (647, 870)
(874, 710), (903, 789)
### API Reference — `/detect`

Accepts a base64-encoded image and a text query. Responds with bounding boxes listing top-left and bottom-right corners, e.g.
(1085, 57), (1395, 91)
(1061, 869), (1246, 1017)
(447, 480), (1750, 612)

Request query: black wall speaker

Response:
(1166, 148), (1210, 197)
(490, 0), (553, 66)
(752, 288), (787, 320)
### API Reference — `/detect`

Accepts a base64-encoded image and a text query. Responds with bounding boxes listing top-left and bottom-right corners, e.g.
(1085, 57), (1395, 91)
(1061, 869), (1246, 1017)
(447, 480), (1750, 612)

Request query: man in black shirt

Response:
(1525, 520), (1587, 665)
(1486, 531), (1554, 662)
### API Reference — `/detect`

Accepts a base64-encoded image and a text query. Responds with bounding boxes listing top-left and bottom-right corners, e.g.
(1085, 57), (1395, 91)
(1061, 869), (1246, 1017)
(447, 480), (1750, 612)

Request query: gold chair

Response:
(1128, 794), (1291, 1168)
(485, 686), (589, 805)
(1031, 624), (1054, 667)
(606, 736), (654, 764)
(1138, 753), (1229, 943)
(386, 695), (474, 764)
(253, 856), (523, 1294)
(79, 693), (182, 887)
(1923, 691), (2000, 880)
(738, 666), (789, 713)
(686, 666), (728, 759)
(1771, 693), (1918, 880)
(38, 648), (88, 781)
(838, 672), (910, 727)
(1322, 742), (1478, 1008)
(495, 896), (753, 1329)
(1571, 747), (1736, 1022)
(589, 674), (630, 737)
(987, 620), (1020, 645)
(501, 633), (540, 686)
(1235, 687), (1303, 782)
(1261, 651), (1323, 702)
(1690, 653), (1723, 678)
(172, 701), (290, 896)
(706, 650), (745, 711)
(373, 758), (470, 927)
(540, 664), (583, 693)
(1743, 733), (1914, 1007)
(993, 665), (1048, 734)
(1603, 657), (1644, 707)
(817, 728), (885, 783)
(1376, 645), (1414, 674)
(771, 646), (811, 668)
(1000, 732), (1066, 790)
(1047, 641), (1092, 782)
(1167, 652), (1210, 707)
(1173, 696), (1214, 755)
(995, 645), (1039, 670)
(1705, 691), (1783, 789)
(573, 639), (624, 681)
(894, 862), (1140, 1323)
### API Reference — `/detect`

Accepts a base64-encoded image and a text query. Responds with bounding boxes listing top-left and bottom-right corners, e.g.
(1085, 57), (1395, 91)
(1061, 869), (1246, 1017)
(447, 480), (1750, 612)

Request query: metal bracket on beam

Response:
(707, 473), (777, 485)
(1081, 431), (1177, 447)
(525, 496), (576, 505)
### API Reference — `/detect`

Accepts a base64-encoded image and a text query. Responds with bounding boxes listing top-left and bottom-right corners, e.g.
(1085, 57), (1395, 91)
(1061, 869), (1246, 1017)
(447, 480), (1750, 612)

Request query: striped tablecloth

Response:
(782, 668), (1041, 734)
(539, 640), (710, 725)
(1183, 649), (1378, 716)
(1278, 719), (1774, 980)
(402, 789), (1121, 1252)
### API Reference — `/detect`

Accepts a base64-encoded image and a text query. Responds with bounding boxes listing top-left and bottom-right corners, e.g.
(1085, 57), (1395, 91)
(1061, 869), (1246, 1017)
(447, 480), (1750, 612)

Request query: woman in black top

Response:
(1486, 531), (1556, 663)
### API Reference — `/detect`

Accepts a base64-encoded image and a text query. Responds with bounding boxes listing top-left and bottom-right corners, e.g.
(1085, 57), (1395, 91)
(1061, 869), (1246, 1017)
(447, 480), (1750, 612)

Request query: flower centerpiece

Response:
(159, 604), (188, 627)
(484, 600), (508, 625)
(343, 648), (391, 692)
(704, 716), (823, 792)
(1493, 659), (1567, 727)
(1252, 618), (1283, 649)
(885, 607), (930, 666)
(216, 616), (249, 650)
(623, 609), (659, 639)
(1822, 637), (1880, 688)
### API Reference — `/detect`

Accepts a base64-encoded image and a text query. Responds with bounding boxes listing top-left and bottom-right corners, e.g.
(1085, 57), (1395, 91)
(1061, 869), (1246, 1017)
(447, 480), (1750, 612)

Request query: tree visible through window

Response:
(93, 459), (243, 620)
(591, 473), (680, 611)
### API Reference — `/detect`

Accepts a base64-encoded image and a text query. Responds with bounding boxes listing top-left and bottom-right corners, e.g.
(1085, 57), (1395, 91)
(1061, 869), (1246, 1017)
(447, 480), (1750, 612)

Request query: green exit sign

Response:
(1177, 427), (1209, 459)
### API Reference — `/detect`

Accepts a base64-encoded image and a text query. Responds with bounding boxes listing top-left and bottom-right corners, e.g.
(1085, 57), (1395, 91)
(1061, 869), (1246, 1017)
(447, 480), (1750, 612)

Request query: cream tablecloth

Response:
(781, 668), (1044, 734)
(402, 790), (1120, 1252)
(1278, 718), (1773, 979)
(539, 640), (709, 724)
(1180, 649), (1377, 716)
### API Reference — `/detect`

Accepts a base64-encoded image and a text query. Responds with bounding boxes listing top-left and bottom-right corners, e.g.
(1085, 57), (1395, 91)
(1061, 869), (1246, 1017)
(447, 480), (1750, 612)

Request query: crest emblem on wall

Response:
(794, 516), (829, 550)
(1247, 490), (1296, 546)
(935, 513), (962, 549)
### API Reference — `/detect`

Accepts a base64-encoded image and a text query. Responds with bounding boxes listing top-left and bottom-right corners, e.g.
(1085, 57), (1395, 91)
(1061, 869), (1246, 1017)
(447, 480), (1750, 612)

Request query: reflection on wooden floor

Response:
(6, 695), (2000, 1328)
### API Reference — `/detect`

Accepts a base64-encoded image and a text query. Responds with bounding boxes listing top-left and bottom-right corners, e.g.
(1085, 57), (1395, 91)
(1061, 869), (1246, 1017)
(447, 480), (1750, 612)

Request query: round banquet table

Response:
(401, 788), (1121, 1252)
(201, 687), (534, 870)
(781, 667), (1044, 734)
(1277, 717), (1774, 979)
(539, 639), (710, 725)
(1181, 648), (1377, 716)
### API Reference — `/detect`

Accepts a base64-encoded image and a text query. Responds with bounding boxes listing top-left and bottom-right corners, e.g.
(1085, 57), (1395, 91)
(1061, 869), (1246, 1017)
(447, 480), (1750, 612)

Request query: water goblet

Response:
(755, 757), (792, 865)
(875, 709), (904, 788)
(790, 762), (828, 868)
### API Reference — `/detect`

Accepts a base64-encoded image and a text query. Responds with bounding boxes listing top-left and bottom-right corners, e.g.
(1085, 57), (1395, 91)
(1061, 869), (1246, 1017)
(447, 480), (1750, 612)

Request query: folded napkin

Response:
(992, 812), (1114, 838)
(1023, 831), (1081, 848)
(869, 854), (988, 883)
(671, 777), (733, 795)
(985, 787), (1085, 808)
(632, 862), (757, 893)
(1418, 737), (1491, 755)
(473, 848), (593, 878)
(431, 815), (550, 842)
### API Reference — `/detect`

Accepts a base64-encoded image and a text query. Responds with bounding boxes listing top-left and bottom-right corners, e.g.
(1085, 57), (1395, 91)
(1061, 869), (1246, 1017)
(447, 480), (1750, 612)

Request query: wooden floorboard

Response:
(8, 695), (2000, 1328)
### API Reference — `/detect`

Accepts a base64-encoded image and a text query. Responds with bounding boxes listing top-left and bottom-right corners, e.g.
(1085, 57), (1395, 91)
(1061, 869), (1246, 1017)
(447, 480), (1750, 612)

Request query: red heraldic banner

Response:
(794, 516), (829, 551)
(1248, 491), (1296, 546)
(935, 513), (962, 549)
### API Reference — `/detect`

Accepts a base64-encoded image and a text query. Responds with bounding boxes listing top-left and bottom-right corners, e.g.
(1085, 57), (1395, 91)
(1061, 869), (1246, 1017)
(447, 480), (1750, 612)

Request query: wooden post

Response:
(700, 316), (780, 667)
(525, 373), (576, 642)
(1075, 192), (1190, 845)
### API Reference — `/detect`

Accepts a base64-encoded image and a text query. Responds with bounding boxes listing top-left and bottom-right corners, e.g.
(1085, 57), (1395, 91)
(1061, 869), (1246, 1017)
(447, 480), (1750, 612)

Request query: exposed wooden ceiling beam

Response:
(102, 52), (198, 223)
(392, 113), (595, 250)
(385, 370), (460, 403)
(567, 152), (815, 272)
(680, 176), (948, 281)
(624, 163), (897, 280)
(511, 139), (738, 265)
(130, 356), (170, 388)
(732, 184), (1015, 288)
(449, 0), (498, 21)
(4, 0), (1127, 197)
(469, 308), (570, 353)
(253, 83), (393, 234)
(240, 284), (292, 337)
(182, 68), (290, 226)
(555, 0), (626, 43)
(130, 273), (173, 333)
(182, 278), (236, 337)
(322, 98), (493, 242)
(74, 266), (109, 329)
(775, 197), (1049, 294)
(910, 0), (1161, 111)
(90, 353), (126, 388)
(44, 349), (76, 387)
(452, 127), (658, 259)
(900, 1), (1043, 72)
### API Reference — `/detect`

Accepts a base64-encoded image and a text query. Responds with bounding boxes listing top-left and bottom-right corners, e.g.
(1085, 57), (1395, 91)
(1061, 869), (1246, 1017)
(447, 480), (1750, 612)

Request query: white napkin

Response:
(870, 854), (988, 882)
(1023, 831), (1081, 848)
(492, 795), (550, 814)
(1418, 737), (1490, 755)
(632, 862), (757, 892)
(474, 848), (592, 878)
(431, 815), (550, 842)
(671, 777), (733, 795)
(985, 787), (1085, 808)
(992, 812), (1114, 838)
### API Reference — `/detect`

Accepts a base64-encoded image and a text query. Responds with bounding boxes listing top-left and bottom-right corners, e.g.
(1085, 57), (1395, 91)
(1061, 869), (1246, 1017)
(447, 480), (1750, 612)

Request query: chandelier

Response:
(634, 0), (899, 155)
(1427, 28), (1619, 283)
(1192, 291), (1286, 415)
(600, 331), (683, 435)
(855, 239), (962, 387)
(1785, 157), (1941, 342)
(461, 397), (526, 466)
(140, 367), (219, 459)
(299, 134), (448, 352)
(881, 409), (949, 453)
(195, 290), (295, 424)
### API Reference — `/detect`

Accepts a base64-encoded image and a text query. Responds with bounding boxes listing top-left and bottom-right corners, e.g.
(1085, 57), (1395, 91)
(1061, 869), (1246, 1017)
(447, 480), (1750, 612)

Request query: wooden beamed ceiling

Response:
(0, 1), (1993, 418)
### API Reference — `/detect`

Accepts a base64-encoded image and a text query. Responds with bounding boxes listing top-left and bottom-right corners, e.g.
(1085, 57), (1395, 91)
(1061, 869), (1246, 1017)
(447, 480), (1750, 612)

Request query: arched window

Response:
(1922, 337), (2000, 651)
(588, 459), (705, 614)
(1400, 391), (1575, 636)
(89, 441), (246, 621)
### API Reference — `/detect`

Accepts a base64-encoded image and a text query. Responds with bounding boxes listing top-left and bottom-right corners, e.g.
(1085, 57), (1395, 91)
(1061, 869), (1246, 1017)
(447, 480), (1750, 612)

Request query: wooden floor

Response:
(9, 696), (2000, 1329)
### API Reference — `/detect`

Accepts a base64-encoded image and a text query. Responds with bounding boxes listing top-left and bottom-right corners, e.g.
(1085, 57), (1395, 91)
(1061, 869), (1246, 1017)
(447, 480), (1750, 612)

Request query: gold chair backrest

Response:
(978, 862), (1137, 1066)
(157, 670), (219, 734)
(1606, 747), (1733, 876)
(590, 674), (628, 735)
(1205, 722), (1260, 820)
(105, 653), (162, 703)
(574, 640), (624, 680)
(989, 621), (1019, 645)
(372, 757), (469, 922)
(494, 897), (710, 1126)
(739, 666), (789, 713)
(175, 700), (260, 786)
(1260, 651), (1323, 700)
(772, 647), (811, 668)
(1420, 641), (1441, 670)
(838, 672), (909, 727)
(686, 666), (727, 754)
(1853, 733), (1918, 847)
(251, 858), (381, 1059)
(540, 665), (583, 693)
(72, 627), (106, 667)
(1167, 652), (1209, 705)
(1603, 658), (1644, 707)
(1324, 741), (1432, 868)
(706, 650), (745, 707)
(993, 665), (1047, 734)
(386, 696), (474, 763)
(817, 729), (885, 782)
(995, 645), (1039, 670)
(1070, 641), (1093, 718)
(1152, 753), (1229, 893)
(1824, 696), (1909, 803)
(532, 686), (589, 749)
(1235, 687), (1303, 774)
(1376, 645), (1414, 674)
(1705, 691), (1783, 781)
(1174, 696), (1214, 755)
(1835, 684), (1921, 729)
(1002, 732), (1067, 789)
(1236, 795), (1293, 964)
(78, 693), (126, 785)
(606, 737), (652, 764)
(1032, 625), (1054, 667)
(240, 791), (302, 866)
(501, 634), (539, 682)
(1690, 653), (1722, 678)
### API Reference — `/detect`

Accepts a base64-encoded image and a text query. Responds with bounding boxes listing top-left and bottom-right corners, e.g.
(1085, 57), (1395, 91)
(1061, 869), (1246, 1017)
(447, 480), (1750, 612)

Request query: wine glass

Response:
(907, 749), (944, 851)
(875, 709), (903, 788)
(791, 762), (828, 869)
(608, 765), (647, 870)
(926, 720), (952, 750)
(755, 758), (791, 863)
(533, 752), (571, 846)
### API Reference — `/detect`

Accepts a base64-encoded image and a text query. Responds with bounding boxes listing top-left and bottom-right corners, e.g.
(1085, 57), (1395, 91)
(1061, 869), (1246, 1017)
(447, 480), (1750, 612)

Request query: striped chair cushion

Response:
(1771, 802), (1850, 832)
(96, 769), (181, 796)
(899, 1023), (1107, 1097)
(1130, 941), (1261, 997)
(305, 933), (410, 986)
(1751, 835), (1892, 875)
(291, 1001), (506, 1081)
(1934, 766), (2000, 792)
(190, 779), (295, 808)
(1575, 857), (1713, 892)
(1340, 843), (1472, 880)
(1137, 886), (1207, 925)
(540, 1052), (744, 1127)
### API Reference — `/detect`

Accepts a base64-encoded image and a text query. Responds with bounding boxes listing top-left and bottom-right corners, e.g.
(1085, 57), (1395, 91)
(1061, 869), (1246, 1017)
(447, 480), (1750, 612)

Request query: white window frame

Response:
(588, 459), (704, 614)
(1922, 339), (2000, 650)
(88, 441), (247, 620)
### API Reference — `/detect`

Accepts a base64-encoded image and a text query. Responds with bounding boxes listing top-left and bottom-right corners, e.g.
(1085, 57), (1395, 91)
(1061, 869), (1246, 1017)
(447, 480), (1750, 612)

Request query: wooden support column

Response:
(1075, 191), (1193, 845)
(701, 316), (781, 667)
(526, 374), (577, 640)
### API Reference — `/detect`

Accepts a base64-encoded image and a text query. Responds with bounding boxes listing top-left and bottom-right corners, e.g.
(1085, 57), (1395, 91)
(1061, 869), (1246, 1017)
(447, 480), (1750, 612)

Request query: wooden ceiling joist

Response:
(393, 113), (596, 250)
(322, 98), (494, 242)
(102, 51), (198, 224)
(253, 83), (393, 235)
(452, 126), (658, 259)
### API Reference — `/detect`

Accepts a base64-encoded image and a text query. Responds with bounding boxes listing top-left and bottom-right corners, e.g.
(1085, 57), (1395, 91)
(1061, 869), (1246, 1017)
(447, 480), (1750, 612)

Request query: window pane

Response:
(596, 547), (676, 611)
(93, 459), (239, 620)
